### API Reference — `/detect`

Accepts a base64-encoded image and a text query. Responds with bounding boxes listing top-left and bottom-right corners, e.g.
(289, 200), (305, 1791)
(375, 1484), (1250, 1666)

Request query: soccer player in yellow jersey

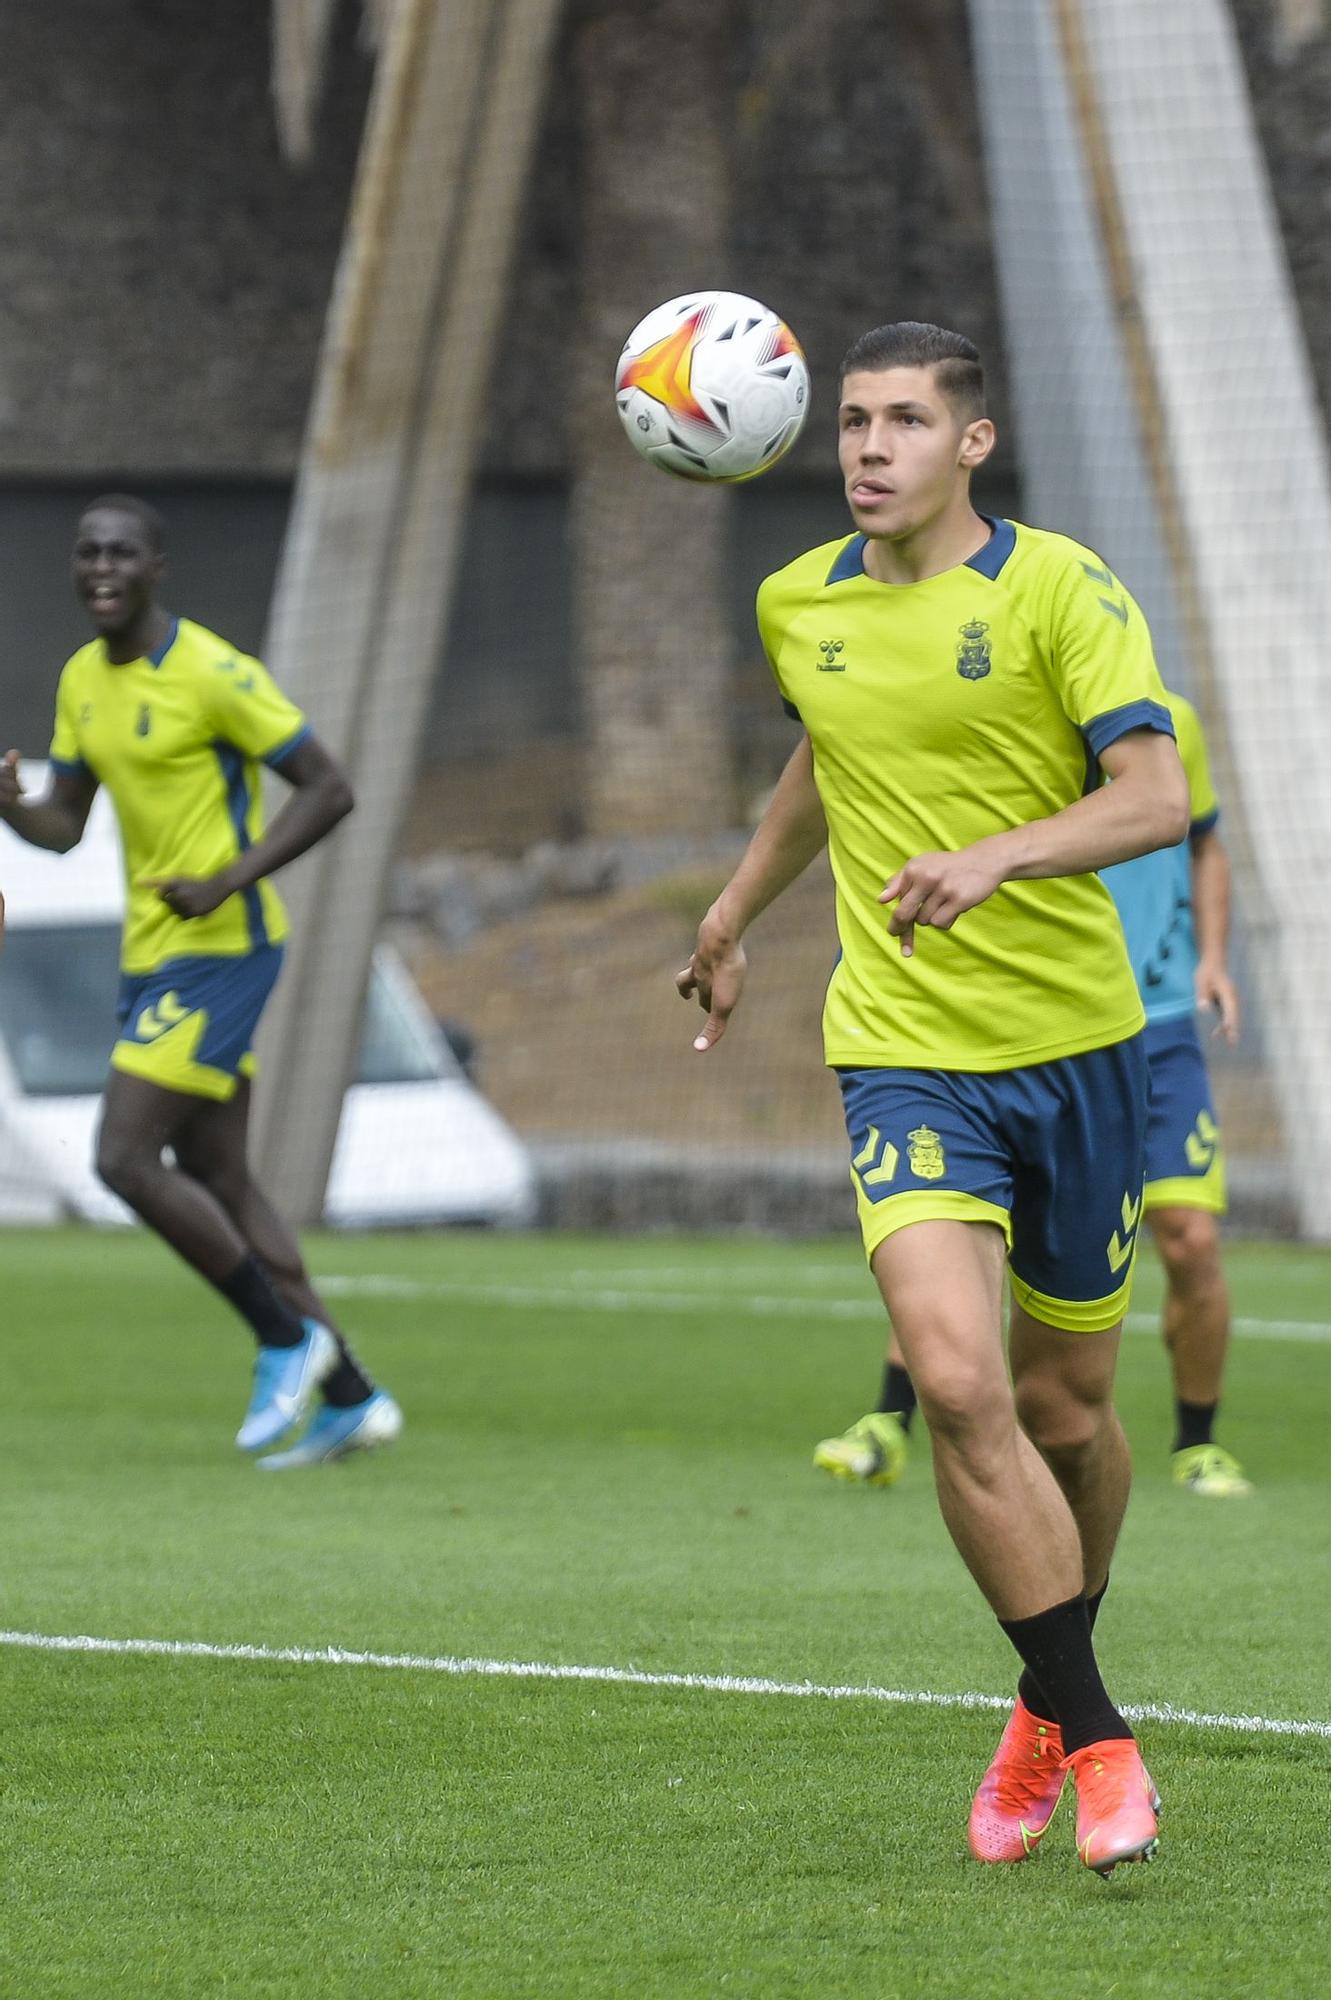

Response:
(678, 324), (1189, 1875)
(0, 496), (402, 1467)
(817, 689), (1252, 1499)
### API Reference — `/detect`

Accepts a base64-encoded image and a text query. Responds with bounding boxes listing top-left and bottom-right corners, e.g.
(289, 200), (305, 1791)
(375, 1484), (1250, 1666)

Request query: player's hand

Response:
(1196, 957), (1240, 1044)
(676, 910), (748, 1052)
(0, 749), (24, 814)
(878, 844), (1005, 957)
(140, 874), (232, 920)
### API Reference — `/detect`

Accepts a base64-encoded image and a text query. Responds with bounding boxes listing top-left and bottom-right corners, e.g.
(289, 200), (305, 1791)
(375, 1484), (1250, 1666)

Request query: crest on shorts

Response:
(956, 619), (992, 680)
(907, 1125), (946, 1181)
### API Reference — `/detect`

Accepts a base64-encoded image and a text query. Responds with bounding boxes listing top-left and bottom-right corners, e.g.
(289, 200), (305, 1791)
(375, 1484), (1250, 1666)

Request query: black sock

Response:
(1174, 1398), (1217, 1452)
(877, 1360), (917, 1433)
(1002, 1592), (1132, 1755)
(214, 1253), (304, 1348)
(1017, 1579), (1108, 1722)
(322, 1342), (375, 1409)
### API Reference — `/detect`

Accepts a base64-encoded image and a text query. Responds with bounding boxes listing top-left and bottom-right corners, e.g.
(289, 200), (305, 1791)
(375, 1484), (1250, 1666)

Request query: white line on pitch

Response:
(317, 1275), (1331, 1345)
(1, 1629), (1326, 1740)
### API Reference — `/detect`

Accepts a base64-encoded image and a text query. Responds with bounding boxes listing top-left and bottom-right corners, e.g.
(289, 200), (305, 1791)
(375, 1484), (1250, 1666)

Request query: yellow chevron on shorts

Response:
(853, 1126), (901, 1188)
(134, 990), (191, 1040)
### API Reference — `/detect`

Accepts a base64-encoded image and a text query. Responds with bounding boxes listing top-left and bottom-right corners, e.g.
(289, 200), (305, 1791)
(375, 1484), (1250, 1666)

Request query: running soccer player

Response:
(678, 324), (1189, 1875)
(814, 690), (1250, 1498)
(0, 495), (401, 1468)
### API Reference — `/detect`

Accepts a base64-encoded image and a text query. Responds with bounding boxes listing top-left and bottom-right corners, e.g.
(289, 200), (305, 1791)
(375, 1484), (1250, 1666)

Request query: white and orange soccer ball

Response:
(615, 290), (809, 482)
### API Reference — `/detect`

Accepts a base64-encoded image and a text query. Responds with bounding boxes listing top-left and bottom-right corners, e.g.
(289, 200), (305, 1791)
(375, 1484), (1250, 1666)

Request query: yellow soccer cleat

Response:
(1067, 1738), (1161, 1878)
(812, 1410), (909, 1487)
(1172, 1443), (1253, 1497)
(968, 1698), (1067, 1863)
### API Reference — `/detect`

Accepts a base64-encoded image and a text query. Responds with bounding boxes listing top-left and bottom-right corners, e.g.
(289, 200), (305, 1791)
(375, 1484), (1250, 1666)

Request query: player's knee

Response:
(1014, 1371), (1104, 1462)
(1152, 1207), (1220, 1285)
(913, 1356), (1009, 1450)
(95, 1126), (159, 1204)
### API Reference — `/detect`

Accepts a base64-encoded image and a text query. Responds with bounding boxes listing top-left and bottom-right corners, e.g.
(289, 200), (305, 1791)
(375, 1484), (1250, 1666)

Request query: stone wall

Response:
(1229, 0), (1331, 426)
(0, 0), (370, 475)
(0, 0), (1326, 485)
(0, 0), (1002, 478)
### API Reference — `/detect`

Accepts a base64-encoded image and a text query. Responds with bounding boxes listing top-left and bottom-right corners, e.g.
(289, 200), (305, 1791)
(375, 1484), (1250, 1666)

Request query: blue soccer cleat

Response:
(235, 1321), (339, 1453)
(256, 1388), (403, 1470)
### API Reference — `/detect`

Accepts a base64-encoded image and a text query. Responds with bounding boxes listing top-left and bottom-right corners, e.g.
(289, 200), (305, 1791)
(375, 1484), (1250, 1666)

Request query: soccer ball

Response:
(615, 290), (809, 482)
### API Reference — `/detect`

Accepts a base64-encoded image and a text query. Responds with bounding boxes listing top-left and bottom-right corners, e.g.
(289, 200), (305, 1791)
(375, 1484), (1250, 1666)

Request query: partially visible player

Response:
(679, 322), (1189, 1875)
(816, 689), (1250, 1496)
(0, 495), (401, 1467)
(1103, 690), (1248, 1491)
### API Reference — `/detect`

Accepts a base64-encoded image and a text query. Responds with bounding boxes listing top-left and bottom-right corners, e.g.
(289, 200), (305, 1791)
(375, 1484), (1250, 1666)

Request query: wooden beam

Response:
(254, 0), (561, 1221)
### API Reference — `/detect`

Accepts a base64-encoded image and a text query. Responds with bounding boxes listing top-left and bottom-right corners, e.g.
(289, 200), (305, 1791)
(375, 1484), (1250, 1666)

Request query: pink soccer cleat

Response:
(1066, 1738), (1161, 1877)
(968, 1698), (1067, 1863)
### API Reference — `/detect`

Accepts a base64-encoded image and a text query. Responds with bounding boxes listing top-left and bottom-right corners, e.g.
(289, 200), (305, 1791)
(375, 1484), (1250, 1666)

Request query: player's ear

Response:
(958, 417), (996, 471)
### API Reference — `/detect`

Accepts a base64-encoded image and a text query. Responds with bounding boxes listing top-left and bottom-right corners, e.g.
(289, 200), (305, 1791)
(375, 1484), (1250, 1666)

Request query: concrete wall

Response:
(0, 0), (370, 477)
(0, 0), (1006, 479)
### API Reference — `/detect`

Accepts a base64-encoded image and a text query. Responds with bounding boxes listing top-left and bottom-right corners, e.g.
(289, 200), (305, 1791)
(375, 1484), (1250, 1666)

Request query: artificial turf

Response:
(2, 1227), (1327, 1998)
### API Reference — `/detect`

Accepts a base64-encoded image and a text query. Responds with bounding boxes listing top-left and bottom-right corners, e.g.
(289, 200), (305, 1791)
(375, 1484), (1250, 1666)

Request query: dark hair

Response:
(80, 493), (167, 553)
(839, 322), (985, 421)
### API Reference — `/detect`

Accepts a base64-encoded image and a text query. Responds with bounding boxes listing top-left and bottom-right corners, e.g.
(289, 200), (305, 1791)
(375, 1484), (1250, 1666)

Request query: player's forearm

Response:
(711, 737), (826, 939)
(217, 774), (354, 893)
(979, 744), (1188, 884)
(0, 797), (84, 853)
(1191, 832), (1232, 967)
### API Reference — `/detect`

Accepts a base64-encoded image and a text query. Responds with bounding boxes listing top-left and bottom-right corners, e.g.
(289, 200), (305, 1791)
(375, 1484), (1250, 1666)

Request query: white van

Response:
(0, 765), (535, 1228)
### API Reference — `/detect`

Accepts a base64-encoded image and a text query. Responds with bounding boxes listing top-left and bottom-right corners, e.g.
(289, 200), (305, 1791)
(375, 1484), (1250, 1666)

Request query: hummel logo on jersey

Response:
(817, 640), (846, 671)
(217, 657), (256, 693)
(1081, 560), (1129, 624)
(956, 619), (992, 680)
(135, 991), (191, 1041)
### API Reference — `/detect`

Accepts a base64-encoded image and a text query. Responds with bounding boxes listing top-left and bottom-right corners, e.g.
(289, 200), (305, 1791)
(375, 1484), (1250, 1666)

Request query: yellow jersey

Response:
(757, 517), (1174, 1071)
(49, 616), (309, 974)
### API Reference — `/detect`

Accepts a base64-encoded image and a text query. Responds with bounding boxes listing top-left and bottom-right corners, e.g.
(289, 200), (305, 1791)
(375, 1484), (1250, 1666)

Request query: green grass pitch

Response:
(2, 1226), (1328, 1998)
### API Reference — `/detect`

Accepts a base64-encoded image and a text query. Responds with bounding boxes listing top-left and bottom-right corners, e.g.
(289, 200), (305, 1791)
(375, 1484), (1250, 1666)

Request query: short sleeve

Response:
(1046, 553), (1174, 759)
(49, 662), (91, 775)
(1171, 695), (1219, 832)
(202, 650), (310, 766)
(756, 574), (802, 722)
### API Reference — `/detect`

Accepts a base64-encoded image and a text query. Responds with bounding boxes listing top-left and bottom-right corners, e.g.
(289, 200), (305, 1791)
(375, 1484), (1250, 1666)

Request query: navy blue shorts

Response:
(112, 947), (285, 1101)
(1142, 1013), (1225, 1214)
(837, 1034), (1149, 1332)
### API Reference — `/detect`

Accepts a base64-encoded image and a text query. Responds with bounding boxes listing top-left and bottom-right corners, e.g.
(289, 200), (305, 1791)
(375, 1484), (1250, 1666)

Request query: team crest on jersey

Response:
(907, 1125), (947, 1181)
(817, 639), (846, 672)
(135, 703), (151, 737)
(956, 620), (992, 680)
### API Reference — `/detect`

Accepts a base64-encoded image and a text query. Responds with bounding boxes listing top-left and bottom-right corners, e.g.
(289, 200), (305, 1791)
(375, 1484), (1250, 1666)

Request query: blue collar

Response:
(823, 516), (1017, 586)
(147, 616), (180, 667)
